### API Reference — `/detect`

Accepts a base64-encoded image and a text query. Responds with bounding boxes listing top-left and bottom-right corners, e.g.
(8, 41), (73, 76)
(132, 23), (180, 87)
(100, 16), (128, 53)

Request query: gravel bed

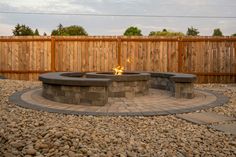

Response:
(195, 84), (236, 117)
(0, 80), (236, 157)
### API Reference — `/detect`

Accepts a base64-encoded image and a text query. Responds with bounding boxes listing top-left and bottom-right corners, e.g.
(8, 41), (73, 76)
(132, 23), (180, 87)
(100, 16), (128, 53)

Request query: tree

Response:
(186, 26), (199, 36)
(162, 29), (167, 32)
(12, 24), (35, 36)
(149, 29), (184, 36)
(34, 29), (39, 36)
(123, 26), (142, 36)
(51, 24), (88, 36)
(212, 28), (223, 36)
(43, 32), (47, 36)
(231, 33), (236, 37)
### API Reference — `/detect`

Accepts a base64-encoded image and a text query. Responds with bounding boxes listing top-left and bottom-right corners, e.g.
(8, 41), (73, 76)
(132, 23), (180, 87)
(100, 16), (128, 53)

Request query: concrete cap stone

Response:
(39, 72), (111, 86)
(170, 74), (197, 83)
(150, 72), (196, 83)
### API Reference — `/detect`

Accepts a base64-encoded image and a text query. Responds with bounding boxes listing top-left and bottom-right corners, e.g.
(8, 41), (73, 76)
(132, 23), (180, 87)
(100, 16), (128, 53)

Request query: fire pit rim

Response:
(86, 72), (150, 82)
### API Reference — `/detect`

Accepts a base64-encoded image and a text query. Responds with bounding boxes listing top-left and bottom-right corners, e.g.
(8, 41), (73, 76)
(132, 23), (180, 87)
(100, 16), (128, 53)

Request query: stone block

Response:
(84, 92), (107, 101)
(125, 92), (135, 99)
(61, 86), (72, 91)
(54, 96), (63, 103)
(55, 90), (65, 97)
(80, 87), (90, 92)
(160, 79), (168, 86)
(110, 85), (127, 93)
(124, 86), (132, 91)
(43, 83), (49, 89)
(135, 91), (147, 96)
(44, 88), (53, 95)
(73, 99), (80, 104)
(89, 87), (106, 92)
(50, 85), (61, 92)
(64, 91), (75, 97)
(42, 92), (52, 100)
(109, 92), (125, 97)
(112, 81), (120, 87)
(174, 83), (194, 99)
(92, 100), (107, 106)
(80, 99), (92, 104)
(75, 93), (80, 100)
(72, 87), (80, 92)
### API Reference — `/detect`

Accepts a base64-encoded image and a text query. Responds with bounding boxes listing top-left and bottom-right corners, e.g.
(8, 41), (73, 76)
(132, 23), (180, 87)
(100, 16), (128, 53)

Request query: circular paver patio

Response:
(9, 87), (228, 116)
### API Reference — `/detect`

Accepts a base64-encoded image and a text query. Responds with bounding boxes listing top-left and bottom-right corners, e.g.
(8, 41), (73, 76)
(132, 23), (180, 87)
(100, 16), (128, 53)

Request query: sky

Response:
(0, 0), (236, 36)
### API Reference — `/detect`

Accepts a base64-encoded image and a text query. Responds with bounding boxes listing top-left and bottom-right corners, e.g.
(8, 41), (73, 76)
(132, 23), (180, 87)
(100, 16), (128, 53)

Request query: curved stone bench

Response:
(39, 72), (111, 106)
(150, 72), (197, 99)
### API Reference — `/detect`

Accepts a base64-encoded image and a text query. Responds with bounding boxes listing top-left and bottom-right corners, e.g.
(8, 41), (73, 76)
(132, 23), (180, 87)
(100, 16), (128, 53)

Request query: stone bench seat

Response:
(150, 72), (197, 99)
(170, 74), (196, 83)
(39, 72), (111, 86)
(39, 72), (111, 106)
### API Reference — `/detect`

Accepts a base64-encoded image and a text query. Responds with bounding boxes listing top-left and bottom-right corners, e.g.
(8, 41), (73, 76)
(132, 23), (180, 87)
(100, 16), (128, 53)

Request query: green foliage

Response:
(149, 29), (184, 36)
(162, 29), (167, 32)
(231, 33), (236, 37)
(51, 24), (88, 36)
(186, 26), (199, 36)
(212, 28), (223, 36)
(12, 24), (35, 36)
(34, 29), (39, 36)
(123, 26), (142, 36)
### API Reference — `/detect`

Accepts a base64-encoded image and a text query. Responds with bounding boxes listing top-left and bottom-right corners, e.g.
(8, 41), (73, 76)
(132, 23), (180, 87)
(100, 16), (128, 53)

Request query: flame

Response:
(112, 65), (124, 75)
(126, 57), (133, 63)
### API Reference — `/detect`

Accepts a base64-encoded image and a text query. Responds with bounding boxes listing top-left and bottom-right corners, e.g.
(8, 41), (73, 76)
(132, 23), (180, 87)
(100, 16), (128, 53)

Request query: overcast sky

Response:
(0, 0), (236, 36)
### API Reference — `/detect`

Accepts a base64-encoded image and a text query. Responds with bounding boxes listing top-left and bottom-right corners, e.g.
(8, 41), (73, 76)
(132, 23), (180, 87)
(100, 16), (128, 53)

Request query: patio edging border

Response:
(9, 87), (229, 116)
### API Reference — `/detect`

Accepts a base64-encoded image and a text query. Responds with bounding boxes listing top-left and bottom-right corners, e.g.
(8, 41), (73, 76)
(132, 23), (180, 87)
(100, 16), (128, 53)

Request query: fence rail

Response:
(0, 36), (236, 83)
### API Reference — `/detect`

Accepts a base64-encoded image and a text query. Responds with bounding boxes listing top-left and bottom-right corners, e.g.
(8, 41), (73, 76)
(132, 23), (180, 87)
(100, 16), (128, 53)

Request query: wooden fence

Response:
(0, 36), (236, 83)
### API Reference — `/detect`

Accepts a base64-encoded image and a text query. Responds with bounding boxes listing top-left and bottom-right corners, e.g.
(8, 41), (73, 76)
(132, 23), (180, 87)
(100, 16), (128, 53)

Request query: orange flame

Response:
(126, 57), (133, 63)
(112, 65), (124, 75)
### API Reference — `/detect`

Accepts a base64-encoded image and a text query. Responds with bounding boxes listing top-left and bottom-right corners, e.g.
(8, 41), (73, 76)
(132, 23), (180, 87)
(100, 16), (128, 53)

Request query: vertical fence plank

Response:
(117, 36), (121, 66)
(143, 40), (147, 71)
(178, 37), (183, 72)
(28, 36), (33, 80)
(104, 40), (107, 71)
(126, 38), (129, 69)
(51, 37), (55, 72)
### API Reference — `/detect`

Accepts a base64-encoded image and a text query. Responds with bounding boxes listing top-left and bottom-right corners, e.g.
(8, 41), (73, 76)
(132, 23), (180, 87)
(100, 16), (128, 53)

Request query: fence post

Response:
(178, 37), (183, 72)
(117, 36), (122, 66)
(51, 36), (56, 72)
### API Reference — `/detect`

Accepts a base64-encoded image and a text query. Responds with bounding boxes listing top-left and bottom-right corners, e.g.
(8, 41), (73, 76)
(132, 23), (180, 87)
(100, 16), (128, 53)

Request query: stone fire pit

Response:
(38, 71), (196, 107)
(86, 72), (150, 98)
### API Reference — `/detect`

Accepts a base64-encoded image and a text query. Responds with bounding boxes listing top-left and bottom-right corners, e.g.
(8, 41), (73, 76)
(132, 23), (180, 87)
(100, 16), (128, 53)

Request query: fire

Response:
(112, 65), (124, 75)
(126, 57), (133, 63)
(112, 57), (132, 75)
